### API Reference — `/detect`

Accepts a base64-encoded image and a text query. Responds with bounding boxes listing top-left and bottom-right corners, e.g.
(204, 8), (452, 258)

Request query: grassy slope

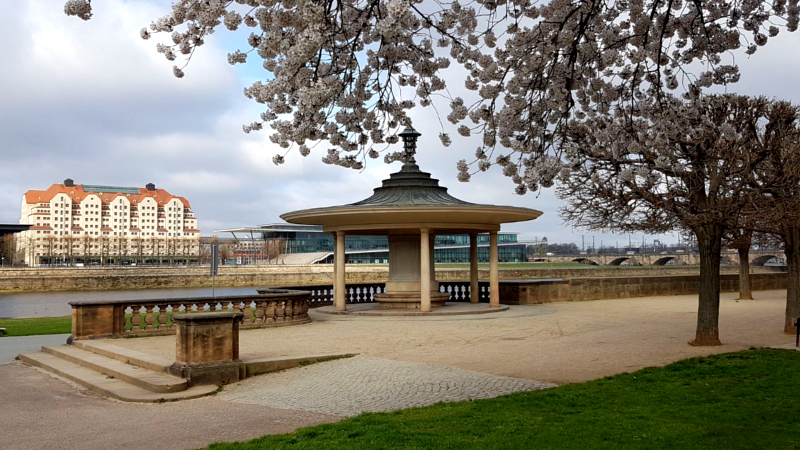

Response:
(0, 316), (71, 337)
(207, 349), (800, 450)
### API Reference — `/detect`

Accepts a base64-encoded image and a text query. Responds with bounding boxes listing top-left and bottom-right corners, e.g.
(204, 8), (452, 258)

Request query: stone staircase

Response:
(18, 341), (218, 403)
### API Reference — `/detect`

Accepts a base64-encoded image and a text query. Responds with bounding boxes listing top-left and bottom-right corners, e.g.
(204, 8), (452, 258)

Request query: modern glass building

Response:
(216, 223), (528, 264)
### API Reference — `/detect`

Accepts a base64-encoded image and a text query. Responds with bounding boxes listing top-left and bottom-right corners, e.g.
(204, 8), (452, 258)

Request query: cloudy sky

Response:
(2, 1), (800, 249)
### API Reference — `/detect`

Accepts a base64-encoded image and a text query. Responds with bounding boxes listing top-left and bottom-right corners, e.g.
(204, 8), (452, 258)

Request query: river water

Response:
(0, 287), (265, 318)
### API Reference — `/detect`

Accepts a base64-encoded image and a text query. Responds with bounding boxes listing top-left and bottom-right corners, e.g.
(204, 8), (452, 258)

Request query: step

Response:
(73, 340), (173, 374)
(18, 352), (218, 403)
(41, 345), (186, 393)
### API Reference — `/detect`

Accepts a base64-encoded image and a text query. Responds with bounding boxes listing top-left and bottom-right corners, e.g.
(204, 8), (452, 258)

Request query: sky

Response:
(2, 0), (800, 249)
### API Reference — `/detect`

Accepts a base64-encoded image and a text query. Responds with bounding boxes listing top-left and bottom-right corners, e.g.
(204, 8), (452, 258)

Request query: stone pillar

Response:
(469, 233), (479, 303)
(332, 231), (336, 281)
(420, 228), (431, 312)
(170, 311), (243, 385)
(335, 231), (346, 311)
(490, 230), (499, 308)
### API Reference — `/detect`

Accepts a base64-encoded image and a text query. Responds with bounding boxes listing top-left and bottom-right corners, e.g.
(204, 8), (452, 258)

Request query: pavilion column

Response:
(489, 230), (499, 308)
(420, 228), (431, 312)
(469, 232), (479, 303)
(334, 231), (346, 311)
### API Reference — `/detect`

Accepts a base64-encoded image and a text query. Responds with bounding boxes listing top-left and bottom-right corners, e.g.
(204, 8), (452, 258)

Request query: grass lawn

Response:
(436, 262), (589, 269)
(0, 316), (71, 337)
(434, 262), (698, 270)
(207, 349), (800, 450)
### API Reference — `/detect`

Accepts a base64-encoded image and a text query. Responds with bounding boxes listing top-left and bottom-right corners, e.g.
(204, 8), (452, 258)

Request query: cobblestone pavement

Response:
(219, 355), (555, 416)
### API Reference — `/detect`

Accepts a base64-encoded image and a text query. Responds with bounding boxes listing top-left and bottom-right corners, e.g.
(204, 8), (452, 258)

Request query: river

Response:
(0, 286), (265, 318)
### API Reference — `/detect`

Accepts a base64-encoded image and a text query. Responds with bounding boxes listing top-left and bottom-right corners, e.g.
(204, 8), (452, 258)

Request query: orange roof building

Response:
(18, 179), (200, 265)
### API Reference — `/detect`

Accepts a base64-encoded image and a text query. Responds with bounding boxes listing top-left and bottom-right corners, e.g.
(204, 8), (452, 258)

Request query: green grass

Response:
(0, 316), (71, 337)
(205, 349), (800, 450)
(436, 262), (590, 269)
(434, 262), (691, 269)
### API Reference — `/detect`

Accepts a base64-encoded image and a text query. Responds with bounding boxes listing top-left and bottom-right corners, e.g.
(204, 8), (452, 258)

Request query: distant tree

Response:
(64, 0), (800, 191)
(42, 235), (57, 265)
(81, 234), (94, 263)
(558, 95), (797, 346)
(132, 235), (144, 264)
(98, 234), (111, 265)
(0, 235), (15, 266)
(546, 242), (579, 255)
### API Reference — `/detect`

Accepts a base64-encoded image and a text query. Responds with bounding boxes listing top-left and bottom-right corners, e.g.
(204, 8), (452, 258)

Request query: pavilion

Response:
(281, 128), (542, 312)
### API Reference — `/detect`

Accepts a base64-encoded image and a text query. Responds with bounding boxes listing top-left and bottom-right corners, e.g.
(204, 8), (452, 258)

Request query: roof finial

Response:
(398, 126), (421, 162)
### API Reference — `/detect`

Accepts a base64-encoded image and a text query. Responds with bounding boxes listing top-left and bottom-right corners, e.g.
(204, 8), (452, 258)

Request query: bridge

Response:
(530, 250), (786, 267)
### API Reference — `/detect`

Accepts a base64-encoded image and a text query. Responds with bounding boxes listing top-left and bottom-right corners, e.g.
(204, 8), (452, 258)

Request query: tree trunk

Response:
(784, 227), (800, 334)
(737, 246), (752, 300)
(690, 226), (723, 346)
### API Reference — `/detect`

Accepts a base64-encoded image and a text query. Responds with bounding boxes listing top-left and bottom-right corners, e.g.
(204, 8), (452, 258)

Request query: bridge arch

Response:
(609, 257), (642, 266)
(572, 258), (599, 266)
(653, 256), (686, 266)
(751, 255), (779, 266)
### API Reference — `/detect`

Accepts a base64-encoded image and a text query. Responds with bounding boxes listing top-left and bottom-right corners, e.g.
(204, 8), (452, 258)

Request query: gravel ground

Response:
(113, 290), (795, 384)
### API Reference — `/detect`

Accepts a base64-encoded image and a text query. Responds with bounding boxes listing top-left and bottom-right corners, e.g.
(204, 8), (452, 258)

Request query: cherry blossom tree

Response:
(64, 0), (799, 190)
(557, 94), (797, 346)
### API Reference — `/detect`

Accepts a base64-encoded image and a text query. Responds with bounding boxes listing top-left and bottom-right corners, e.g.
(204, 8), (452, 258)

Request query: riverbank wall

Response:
(0, 265), (772, 293)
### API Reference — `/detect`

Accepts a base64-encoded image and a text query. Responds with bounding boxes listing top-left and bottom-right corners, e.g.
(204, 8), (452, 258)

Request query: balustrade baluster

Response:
(285, 299), (294, 321)
(144, 305), (155, 332)
(276, 301), (285, 322)
(157, 304), (168, 330)
(293, 299), (302, 317)
(265, 301), (275, 324)
(168, 304), (180, 329)
(131, 305), (142, 333)
(242, 300), (253, 324)
(254, 300), (265, 324)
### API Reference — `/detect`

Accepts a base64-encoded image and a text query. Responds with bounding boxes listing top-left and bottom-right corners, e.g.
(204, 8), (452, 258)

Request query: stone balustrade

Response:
(70, 288), (311, 340)
(280, 281), (490, 306)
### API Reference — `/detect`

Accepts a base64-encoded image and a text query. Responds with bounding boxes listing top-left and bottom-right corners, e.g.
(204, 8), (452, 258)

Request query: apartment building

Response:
(18, 179), (200, 265)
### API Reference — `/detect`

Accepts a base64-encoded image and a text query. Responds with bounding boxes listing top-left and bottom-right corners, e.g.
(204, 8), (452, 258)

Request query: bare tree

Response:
(558, 95), (797, 346)
(0, 235), (15, 266)
(132, 235), (144, 264)
(166, 237), (178, 265)
(42, 235), (57, 265)
(724, 228), (755, 301)
(747, 115), (800, 334)
(98, 234), (111, 266)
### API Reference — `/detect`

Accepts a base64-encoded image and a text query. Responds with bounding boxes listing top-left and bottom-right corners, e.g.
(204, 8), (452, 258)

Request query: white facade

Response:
(18, 180), (200, 265)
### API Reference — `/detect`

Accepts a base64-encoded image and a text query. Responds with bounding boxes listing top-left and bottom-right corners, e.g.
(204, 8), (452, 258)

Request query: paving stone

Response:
(218, 355), (554, 416)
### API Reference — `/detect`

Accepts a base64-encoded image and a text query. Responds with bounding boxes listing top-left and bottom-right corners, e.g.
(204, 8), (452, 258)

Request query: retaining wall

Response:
(569, 272), (787, 301)
(0, 265), (770, 293)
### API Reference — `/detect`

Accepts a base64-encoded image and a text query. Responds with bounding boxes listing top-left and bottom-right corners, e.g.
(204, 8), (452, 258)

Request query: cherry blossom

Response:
(65, 0), (800, 191)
